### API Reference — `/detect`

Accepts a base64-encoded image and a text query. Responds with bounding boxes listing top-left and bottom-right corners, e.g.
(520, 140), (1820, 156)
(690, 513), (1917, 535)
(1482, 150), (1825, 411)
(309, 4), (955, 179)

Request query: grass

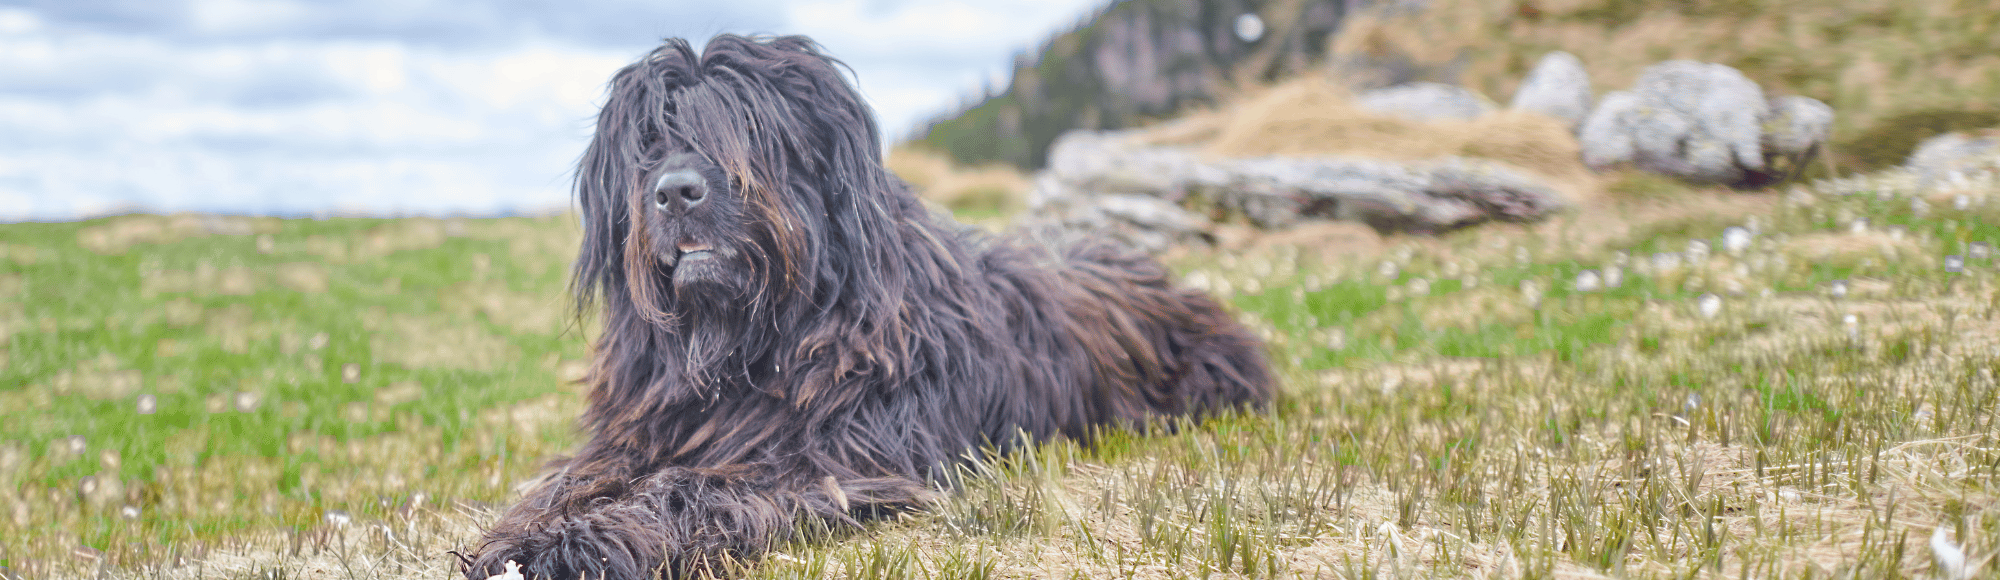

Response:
(6, 163), (2000, 578)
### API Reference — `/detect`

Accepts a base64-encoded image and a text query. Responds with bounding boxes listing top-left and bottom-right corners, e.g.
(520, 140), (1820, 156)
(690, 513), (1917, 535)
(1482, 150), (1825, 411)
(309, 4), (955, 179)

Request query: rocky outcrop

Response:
(1508, 51), (1593, 130)
(1357, 82), (1496, 121)
(920, 0), (1374, 170)
(1023, 130), (1567, 252)
(1578, 60), (1832, 187)
(1904, 129), (2000, 187)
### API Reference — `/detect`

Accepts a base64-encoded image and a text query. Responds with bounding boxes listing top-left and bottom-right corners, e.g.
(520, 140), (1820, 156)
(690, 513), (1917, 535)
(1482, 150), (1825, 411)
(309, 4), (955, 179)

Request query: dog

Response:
(461, 34), (1273, 579)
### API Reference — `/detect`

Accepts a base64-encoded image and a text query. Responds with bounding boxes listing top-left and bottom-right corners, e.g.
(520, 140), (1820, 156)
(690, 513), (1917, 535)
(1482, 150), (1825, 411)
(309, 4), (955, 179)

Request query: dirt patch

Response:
(1138, 77), (1601, 205)
(368, 313), (516, 372)
(887, 146), (1031, 212)
(76, 214), (277, 255)
(1782, 230), (1931, 268)
(440, 281), (566, 335)
(47, 352), (143, 401)
(274, 262), (330, 293)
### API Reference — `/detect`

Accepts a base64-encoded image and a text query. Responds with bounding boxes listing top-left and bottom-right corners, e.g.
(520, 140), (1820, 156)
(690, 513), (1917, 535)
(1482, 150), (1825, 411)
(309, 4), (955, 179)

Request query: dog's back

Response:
(969, 231), (1273, 443)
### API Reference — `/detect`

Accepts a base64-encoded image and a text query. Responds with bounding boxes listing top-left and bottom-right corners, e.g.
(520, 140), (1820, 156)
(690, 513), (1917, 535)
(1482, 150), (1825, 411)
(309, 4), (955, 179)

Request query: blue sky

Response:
(0, 0), (1100, 221)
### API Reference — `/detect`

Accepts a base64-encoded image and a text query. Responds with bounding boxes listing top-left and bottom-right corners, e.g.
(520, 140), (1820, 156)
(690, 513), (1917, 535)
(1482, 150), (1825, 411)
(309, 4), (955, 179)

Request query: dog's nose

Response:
(652, 170), (707, 211)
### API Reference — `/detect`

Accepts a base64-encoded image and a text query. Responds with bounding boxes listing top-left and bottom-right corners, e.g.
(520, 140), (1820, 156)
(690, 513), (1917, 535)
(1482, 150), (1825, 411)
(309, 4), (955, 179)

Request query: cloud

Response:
(0, 0), (1102, 221)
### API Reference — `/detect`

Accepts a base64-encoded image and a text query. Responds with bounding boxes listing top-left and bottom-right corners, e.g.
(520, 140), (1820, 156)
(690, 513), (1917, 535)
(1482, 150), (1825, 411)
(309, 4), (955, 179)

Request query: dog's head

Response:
(573, 35), (895, 328)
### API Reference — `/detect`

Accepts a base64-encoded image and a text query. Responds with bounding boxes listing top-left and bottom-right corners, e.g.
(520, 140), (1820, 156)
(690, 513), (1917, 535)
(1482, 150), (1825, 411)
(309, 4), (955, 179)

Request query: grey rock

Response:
(1357, 82), (1496, 121)
(1579, 61), (1832, 186)
(1026, 128), (1570, 251)
(1207, 156), (1563, 233)
(1577, 91), (1642, 169)
(1764, 96), (1833, 159)
(1579, 61), (1772, 184)
(1905, 130), (2000, 186)
(1039, 130), (1213, 205)
(1509, 51), (1593, 130)
(1094, 194), (1209, 234)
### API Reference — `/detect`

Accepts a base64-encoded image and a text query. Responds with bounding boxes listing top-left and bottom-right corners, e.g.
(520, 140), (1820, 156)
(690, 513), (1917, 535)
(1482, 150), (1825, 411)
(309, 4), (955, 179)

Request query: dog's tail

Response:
(1054, 240), (1275, 425)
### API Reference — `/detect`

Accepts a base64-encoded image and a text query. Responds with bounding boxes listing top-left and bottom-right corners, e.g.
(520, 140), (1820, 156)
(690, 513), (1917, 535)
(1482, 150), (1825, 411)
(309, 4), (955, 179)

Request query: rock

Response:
(1904, 130), (2000, 187)
(1025, 129), (1569, 251)
(1094, 194), (1209, 234)
(1508, 51), (1593, 130)
(1579, 61), (1768, 184)
(1206, 156), (1563, 233)
(1579, 60), (1830, 187)
(1040, 130), (1212, 202)
(1764, 96), (1834, 159)
(1357, 82), (1496, 121)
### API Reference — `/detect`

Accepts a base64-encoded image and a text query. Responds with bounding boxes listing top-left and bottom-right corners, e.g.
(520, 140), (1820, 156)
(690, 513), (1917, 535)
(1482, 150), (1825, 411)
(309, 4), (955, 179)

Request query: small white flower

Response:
(488, 560), (527, 580)
(1830, 279), (1849, 299)
(1931, 527), (1968, 580)
(1687, 239), (1711, 262)
(1722, 227), (1752, 255)
(1851, 218), (1869, 234)
(1844, 314), (1860, 339)
(1697, 293), (1722, 319)
(1652, 252), (1681, 272)
(1604, 266), (1623, 289)
(1955, 194), (1971, 211)
(233, 391), (260, 413)
(1574, 270), (1602, 292)
(325, 510), (351, 528)
(136, 394), (157, 415)
(1972, 242), (1992, 261)
(1946, 255), (1965, 273)
(1378, 260), (1399, 281)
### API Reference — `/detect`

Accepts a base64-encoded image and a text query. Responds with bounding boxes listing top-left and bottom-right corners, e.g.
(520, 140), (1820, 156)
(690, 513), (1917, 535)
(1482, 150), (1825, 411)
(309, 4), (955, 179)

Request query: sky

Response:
(0, 0), (1102, 221)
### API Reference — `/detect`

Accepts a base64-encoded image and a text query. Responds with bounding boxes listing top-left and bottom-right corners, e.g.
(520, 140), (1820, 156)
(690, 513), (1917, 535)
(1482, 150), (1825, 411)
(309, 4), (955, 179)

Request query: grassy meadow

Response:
(4, 162), (2000, 579)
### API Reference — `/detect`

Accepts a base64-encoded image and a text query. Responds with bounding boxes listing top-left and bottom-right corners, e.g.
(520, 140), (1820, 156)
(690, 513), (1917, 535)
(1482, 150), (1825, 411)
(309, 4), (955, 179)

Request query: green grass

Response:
(0, 214), (588, 577)
(6, 165), (2000, 579)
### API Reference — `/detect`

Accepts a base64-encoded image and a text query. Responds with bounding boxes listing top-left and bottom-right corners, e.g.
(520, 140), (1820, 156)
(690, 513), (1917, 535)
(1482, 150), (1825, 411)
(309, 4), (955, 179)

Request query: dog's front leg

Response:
(465, 463), (930, 580)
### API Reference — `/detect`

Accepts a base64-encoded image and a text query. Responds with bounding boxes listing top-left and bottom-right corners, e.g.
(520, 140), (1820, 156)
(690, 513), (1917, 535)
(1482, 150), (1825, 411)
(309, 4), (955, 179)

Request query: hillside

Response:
(921, 0), (2000, 174)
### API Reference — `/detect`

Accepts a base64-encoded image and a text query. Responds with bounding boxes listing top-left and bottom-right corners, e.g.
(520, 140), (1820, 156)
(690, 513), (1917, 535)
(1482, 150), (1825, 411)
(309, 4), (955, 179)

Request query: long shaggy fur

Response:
(462, 34), (1273, 580)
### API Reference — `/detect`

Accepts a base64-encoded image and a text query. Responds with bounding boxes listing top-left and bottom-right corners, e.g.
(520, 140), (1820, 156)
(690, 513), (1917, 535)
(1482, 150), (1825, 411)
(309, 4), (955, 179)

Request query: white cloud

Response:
(782, 0), (1101, 135)
(0, 0), (1103, 221)
(0, 7), (44, 34)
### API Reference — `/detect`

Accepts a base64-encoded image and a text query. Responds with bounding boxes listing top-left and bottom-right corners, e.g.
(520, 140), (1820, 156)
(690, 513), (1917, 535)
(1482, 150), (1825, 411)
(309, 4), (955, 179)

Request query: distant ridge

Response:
(917, 0), (1375, 170)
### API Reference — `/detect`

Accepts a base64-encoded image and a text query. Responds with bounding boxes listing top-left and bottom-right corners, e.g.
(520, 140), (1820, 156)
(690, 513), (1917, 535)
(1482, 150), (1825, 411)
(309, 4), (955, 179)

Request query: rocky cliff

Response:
(918, 0), (1377, 170)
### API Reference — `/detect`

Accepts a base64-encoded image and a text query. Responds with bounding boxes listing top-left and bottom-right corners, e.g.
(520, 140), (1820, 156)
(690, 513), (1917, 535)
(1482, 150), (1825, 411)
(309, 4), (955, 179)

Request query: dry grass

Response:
(1140, 76), (1600, 204)
(886, 147), (1033, 221)
(8, 163), (2000, 579)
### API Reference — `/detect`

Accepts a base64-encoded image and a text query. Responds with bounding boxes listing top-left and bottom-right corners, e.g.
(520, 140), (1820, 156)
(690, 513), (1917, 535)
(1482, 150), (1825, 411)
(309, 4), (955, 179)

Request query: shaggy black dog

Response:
(461, 34), (1272, 580)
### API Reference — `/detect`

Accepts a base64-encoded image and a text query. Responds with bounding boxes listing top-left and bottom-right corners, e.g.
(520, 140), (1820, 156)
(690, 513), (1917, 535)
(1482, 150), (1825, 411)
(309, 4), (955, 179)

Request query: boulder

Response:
(1212, 157), (1563, 233)
(1579, 60), (1832, 187)
(1904, 129), (2000, 187)
(1508, 51), (1593, 130)
(1357, 82), (1496, 122)
(1024, 129), (1569, 250)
